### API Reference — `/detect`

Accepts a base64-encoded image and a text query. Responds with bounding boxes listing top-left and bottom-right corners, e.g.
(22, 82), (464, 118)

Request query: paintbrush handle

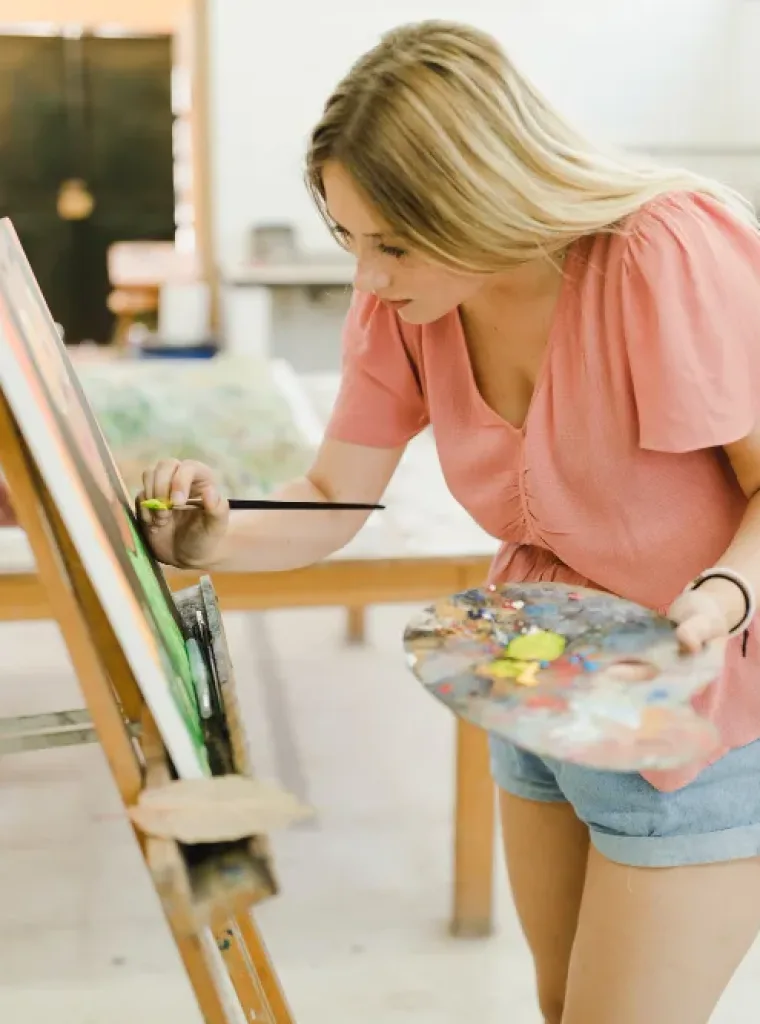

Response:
(180, 497), (385, 512)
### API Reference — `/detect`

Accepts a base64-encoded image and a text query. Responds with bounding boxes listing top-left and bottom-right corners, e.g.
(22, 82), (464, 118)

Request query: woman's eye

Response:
(379, 244), (408, 259)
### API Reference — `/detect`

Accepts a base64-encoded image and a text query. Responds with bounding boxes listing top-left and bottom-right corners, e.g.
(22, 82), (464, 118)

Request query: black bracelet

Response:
(688, 568), (754, 657)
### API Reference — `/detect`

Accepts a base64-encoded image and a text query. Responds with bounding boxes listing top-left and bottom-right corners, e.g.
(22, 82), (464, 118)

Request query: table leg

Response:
(345, 605), (366, 645)
(451, 719), (496, 937)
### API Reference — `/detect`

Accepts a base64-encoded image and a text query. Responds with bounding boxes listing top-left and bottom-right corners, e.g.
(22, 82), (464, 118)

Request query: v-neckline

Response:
(454, 244), (576, 437)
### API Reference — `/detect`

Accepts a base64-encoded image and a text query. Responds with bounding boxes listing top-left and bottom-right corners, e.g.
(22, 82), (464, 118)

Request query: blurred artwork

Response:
(75, 356), (317, 499)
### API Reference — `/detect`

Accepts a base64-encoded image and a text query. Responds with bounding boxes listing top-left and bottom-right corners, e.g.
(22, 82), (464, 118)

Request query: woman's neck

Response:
(461, 252), (567, 325)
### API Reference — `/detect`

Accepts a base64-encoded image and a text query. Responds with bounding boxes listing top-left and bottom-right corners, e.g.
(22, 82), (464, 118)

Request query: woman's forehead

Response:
(322, 162), (392, 237)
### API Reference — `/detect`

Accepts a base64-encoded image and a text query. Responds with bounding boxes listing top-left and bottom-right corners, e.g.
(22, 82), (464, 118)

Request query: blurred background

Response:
(0, 1), (756, 365)
(0, 3), (759, 1023)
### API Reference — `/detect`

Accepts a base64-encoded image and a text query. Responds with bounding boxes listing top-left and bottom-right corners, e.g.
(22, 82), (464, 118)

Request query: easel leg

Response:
(172, 926), (230, 1024)
(215, 922), (273, 1023)
(214, 913), (295, 1024)
(344, 605), (366, 644)
(234, 911), (295, 1023)
(451, 720), (496, 937)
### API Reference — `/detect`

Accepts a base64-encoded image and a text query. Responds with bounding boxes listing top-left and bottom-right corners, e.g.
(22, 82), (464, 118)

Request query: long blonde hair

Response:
(306, 20), (756, 272)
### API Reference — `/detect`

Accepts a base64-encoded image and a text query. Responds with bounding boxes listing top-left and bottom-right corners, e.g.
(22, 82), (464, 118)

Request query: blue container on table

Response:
(137, 340), (219, 360)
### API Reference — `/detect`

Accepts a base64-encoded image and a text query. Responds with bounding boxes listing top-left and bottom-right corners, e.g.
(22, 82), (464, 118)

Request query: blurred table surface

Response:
(223, 259), (354, 289)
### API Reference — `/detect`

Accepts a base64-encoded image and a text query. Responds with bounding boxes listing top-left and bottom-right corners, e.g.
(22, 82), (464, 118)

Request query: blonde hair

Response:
(306, 20), (756, 272)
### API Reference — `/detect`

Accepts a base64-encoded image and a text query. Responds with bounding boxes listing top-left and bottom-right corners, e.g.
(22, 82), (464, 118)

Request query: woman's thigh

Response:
(563, 846), (760, 1024)
(499, 790), (589, 1023)
(492, 734), (760, 1021)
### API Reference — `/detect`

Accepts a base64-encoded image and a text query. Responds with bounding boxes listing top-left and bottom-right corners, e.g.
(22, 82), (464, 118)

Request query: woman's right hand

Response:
(137, 459), (230, 569)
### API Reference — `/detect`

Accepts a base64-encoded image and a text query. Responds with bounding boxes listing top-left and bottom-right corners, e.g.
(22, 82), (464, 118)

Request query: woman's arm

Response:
(210, 437), (405, 572)
(697, 427), (760, 617)
(669, 425), (760, 649)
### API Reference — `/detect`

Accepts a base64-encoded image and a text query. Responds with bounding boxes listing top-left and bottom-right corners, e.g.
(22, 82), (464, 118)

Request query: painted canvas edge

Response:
(0, 221), (206, 780)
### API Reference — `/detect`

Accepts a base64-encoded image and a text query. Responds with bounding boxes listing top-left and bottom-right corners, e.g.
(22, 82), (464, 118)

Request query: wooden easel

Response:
(0, 388), (298, 1024)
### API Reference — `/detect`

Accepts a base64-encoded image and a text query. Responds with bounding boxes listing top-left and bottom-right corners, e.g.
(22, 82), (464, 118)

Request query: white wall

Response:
(0, 0), (187, 30)
(210, 0), (760, 267)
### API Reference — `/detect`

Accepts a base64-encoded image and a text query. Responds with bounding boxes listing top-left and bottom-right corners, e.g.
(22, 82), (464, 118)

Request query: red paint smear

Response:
(524, 695), (568, 712)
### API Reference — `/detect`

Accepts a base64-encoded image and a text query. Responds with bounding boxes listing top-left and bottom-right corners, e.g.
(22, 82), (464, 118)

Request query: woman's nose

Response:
(354, 260), (391, 295)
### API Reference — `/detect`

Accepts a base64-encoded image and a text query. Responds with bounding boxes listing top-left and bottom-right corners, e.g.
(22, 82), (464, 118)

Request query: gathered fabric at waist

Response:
(487, 542), (678, 618)
(488, 542), (595, 591)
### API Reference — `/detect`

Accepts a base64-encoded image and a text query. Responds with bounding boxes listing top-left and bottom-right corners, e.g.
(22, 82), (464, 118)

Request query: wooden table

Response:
(0, 373), (500, 938)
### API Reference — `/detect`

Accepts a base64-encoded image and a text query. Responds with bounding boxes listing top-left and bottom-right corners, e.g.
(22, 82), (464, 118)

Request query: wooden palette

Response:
(404, 582), (724, 771)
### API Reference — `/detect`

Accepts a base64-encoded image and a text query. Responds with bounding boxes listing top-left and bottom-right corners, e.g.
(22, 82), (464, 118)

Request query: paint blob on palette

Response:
(403, 582), (724, 771)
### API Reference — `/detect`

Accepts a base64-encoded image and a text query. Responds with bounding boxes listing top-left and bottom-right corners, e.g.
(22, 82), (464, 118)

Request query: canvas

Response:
(0, 219), (209, 779)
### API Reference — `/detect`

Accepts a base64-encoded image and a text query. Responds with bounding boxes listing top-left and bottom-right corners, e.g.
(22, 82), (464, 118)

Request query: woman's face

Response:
(322, 161), (490, 325)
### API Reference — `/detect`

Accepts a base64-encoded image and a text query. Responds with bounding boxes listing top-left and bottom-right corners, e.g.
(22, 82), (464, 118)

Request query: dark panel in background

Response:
(0, 33), (175, 343)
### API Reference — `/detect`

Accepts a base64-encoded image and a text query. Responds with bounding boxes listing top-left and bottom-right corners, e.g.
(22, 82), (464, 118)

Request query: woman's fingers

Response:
(675, 615), (712, 653)
(135, 489), (152, 527)
(167, 460), (213, 506)
(139, 459), (225, 531)
(675, 615), (730, 656)
(141, 459), (179, 527)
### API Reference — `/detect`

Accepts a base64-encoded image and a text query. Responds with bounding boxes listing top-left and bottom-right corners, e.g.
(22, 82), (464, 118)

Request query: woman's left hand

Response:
(667, 586), (733, 654)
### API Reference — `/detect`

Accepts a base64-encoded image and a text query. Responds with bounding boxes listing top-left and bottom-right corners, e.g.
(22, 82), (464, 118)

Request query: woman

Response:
(140, 21), (760, 1023)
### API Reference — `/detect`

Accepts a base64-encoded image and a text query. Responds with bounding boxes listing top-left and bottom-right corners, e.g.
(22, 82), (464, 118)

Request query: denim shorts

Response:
(489, 734), (760, 868)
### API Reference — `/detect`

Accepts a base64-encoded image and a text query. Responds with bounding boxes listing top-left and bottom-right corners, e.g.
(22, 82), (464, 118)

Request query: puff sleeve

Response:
(324, 291), (429, 447)
(620, 192), (760, 453)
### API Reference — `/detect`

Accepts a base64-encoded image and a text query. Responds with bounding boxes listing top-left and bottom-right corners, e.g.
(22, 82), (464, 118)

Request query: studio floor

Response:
(1, 603), (759, 1023)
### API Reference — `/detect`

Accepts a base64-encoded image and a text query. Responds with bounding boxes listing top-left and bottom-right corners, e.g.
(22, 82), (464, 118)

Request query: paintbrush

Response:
(140, 497), (384, 512)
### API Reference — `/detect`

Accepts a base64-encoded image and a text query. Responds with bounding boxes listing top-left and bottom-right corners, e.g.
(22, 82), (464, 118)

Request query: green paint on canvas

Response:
(123, 511), (210, 774)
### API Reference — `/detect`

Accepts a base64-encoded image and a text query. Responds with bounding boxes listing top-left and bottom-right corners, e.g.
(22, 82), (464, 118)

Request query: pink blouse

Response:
(324, 191), (760, 792)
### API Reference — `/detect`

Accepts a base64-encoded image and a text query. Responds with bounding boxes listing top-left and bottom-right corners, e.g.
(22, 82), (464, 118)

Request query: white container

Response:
(158, 281), (211, 345)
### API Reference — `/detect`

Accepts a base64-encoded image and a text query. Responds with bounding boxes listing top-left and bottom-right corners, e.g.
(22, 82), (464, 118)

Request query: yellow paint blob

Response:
(477, 659), (539, 685)
(477, 631), (565, 689)
(516, 662), (540, 686)
(505, 630), (566, 662)
(477, 660), (522, 679)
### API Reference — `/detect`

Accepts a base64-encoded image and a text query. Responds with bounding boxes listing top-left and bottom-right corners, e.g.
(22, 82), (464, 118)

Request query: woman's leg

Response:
(499, 790), (590, 1024)
(562, 845), (760, 1024)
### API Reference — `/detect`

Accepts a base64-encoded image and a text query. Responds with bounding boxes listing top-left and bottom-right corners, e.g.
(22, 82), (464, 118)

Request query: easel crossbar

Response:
(0, 708), (140, 754)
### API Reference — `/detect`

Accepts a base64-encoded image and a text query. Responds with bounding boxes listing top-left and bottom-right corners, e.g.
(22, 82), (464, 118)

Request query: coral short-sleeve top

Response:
(325, 192), (760, 792)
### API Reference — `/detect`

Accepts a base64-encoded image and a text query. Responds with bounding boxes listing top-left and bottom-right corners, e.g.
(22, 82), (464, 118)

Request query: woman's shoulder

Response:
(611, 189), (759, 268)
(596, 190), (760, 454)
(570, 189), (759, 310)
(345, 290), (456, 383)
(622, 188), (725, 229)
